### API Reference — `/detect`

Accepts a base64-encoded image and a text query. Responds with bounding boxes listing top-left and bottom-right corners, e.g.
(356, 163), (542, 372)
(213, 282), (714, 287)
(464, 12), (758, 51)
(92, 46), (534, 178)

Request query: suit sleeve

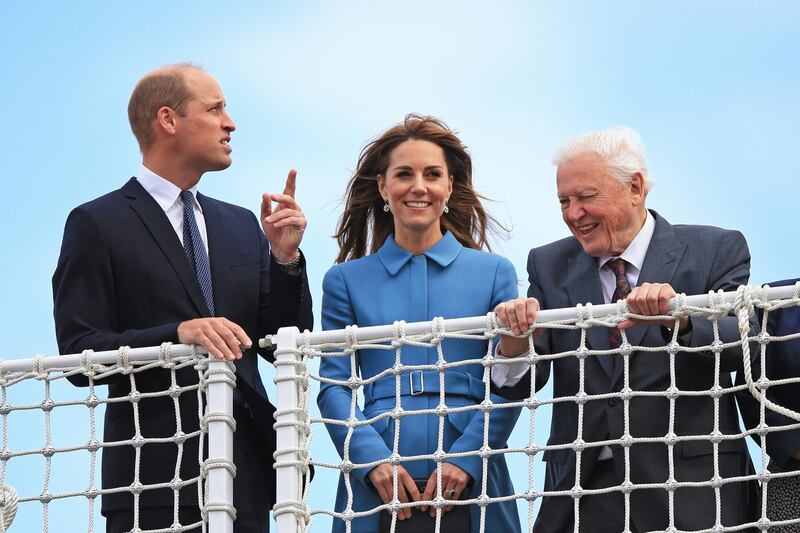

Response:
(491, 248), (552, 400)
(316, 265), (392, 484)
(683, 230), (754, 372)
(52, 207), (180, 386)
(737, 299), (800, 466)
(256, 212), (314, 363)
(446, 257), (523, 482)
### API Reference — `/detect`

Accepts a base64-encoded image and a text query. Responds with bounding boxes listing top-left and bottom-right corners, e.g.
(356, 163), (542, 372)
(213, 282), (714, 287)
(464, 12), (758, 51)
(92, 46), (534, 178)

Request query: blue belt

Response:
(363, 370), (487, 404)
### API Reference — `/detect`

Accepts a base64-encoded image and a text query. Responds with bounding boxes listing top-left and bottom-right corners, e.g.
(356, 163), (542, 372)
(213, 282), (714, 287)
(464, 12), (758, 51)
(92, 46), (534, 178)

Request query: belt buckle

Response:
(409, 370), (424, 396)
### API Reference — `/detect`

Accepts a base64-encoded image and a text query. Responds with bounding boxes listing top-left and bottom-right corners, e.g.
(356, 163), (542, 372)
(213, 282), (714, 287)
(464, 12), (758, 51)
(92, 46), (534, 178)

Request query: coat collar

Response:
(377, 231), (462, 275)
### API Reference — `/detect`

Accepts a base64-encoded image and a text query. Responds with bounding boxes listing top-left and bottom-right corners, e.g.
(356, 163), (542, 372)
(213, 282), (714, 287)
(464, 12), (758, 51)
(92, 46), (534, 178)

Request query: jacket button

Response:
(608, 398), (618, 406)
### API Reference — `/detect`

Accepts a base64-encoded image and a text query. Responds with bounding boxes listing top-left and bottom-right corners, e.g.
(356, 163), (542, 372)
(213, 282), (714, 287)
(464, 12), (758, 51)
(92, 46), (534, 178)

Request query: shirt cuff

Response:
(491, 353), (530, 388)
(661, 317), (694, 345)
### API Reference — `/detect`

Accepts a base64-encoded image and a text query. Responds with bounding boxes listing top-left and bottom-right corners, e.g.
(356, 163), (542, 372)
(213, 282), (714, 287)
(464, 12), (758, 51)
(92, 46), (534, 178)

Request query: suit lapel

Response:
(566, 251), (615, 379)
(122, 178), (210, 317)
(199, 194), (231, 316)
(609, 210), (687, 386)
(201, 195), (263, 391)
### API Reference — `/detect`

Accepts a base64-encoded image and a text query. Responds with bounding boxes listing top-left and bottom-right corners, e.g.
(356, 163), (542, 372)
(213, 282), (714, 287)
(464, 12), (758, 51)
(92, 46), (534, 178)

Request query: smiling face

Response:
(174, 69), (236, 176)
(377, 139), (453, 253)
(556, 152), (647, 257)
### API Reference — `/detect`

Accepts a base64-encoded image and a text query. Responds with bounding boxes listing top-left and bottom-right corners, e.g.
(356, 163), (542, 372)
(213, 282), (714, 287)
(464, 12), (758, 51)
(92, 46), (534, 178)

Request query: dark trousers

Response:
(576, 459), (627, 533)
(106, 507), (202, 532)
(107, 402), (270, 533)
(535, 459), (627, 533)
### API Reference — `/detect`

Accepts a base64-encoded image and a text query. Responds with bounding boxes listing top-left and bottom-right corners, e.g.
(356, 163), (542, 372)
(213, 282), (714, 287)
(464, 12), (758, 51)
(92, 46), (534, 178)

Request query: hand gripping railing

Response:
(266, 283), (800, 533)
(0, 344), (236, 533)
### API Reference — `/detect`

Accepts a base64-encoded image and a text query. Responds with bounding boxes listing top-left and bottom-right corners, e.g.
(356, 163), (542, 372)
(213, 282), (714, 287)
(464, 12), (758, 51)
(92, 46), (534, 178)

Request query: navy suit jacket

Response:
(492, 211), (760, 532)
(52, 177), (313, 513)
(737, 278), (800, 468)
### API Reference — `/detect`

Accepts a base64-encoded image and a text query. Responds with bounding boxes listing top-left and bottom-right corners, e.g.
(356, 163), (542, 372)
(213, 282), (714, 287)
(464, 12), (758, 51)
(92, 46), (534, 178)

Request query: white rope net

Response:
(0, 343), (236, 533)
(272, 284), (800, 533)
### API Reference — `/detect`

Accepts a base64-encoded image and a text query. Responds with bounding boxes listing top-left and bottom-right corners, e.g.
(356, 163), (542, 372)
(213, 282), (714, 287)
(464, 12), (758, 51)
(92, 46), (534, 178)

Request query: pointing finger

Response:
(283, 169), (297, 198)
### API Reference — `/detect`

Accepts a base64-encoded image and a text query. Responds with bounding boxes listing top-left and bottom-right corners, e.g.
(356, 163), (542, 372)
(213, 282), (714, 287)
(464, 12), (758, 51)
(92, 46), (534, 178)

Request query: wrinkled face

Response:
(175, 70), (236, 174)
(556, 152), (646, 257)
(378, 139), (453, 246)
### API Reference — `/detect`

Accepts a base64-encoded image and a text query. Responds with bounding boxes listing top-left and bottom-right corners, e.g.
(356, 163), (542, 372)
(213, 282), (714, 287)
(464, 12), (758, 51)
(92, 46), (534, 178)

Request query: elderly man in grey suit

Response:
(491, 126), (759, 532)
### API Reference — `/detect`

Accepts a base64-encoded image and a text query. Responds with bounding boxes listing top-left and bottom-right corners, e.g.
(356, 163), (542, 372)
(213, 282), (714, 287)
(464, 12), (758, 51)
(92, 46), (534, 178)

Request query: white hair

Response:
(552, 126), (654, 193)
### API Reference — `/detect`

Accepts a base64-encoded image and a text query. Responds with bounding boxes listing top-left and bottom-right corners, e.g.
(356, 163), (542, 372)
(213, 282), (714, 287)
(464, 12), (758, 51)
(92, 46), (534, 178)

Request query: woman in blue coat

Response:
(318, 114), (522, 533)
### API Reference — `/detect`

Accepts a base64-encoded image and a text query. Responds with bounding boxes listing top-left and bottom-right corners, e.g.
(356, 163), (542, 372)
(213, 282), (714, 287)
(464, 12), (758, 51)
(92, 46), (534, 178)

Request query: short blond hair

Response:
(127, 63), (202, 150)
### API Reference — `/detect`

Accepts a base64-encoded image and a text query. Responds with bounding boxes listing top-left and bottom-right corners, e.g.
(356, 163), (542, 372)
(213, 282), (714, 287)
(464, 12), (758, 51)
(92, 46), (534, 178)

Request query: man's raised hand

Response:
(261, 169), (307, 263)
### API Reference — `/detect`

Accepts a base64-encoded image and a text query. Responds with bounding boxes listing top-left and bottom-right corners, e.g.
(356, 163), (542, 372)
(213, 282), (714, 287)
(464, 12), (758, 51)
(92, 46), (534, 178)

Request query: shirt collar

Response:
(378, 231), (462, 275)
(598, 210), (655, 272)
(136, 164), (201, 212)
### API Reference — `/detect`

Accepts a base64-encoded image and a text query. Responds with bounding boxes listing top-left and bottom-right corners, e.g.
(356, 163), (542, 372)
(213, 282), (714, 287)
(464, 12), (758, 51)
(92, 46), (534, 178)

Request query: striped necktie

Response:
(607, 257), (631, 349)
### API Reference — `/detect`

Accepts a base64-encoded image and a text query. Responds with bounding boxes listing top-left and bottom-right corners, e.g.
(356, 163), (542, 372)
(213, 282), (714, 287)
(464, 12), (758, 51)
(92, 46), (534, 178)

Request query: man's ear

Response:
(155, 106), (179, 137)
(630, 172), (646, 205)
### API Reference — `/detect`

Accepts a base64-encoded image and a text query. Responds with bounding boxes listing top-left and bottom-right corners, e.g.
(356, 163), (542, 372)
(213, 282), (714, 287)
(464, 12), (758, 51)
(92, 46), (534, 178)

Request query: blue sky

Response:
(1, 1), (799, 531)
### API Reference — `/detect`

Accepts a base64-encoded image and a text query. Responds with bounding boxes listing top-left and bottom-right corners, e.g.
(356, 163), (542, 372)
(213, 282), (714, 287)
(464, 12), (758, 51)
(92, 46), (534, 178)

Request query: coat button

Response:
(608, 398), (618, 406)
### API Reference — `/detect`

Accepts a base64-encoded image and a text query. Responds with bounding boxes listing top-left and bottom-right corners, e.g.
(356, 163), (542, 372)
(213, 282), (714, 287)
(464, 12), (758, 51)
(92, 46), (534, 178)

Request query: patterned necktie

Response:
(180, 191), (215, 315)
(607, 257), (631, 348)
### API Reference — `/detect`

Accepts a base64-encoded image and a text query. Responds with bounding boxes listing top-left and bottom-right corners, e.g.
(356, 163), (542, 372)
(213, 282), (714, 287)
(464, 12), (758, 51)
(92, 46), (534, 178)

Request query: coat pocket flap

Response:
(229, 253), (258, 267)
(542, 448), (571, 464)
(447, 410), (476, 433)
(680, 438), (743, 458)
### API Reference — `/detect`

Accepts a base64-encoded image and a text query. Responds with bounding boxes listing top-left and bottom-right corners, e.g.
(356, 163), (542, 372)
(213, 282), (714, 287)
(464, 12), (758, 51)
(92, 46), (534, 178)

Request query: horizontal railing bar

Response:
(261, 284), (799, 348)
(0, 344), (208, 374)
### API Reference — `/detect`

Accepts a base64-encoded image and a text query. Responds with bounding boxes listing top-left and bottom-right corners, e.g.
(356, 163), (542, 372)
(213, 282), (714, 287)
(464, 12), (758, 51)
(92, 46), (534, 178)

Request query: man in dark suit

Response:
(737, 278), (800, 531)
(492, 126), (759, 532)
(52, 64), (313, 533)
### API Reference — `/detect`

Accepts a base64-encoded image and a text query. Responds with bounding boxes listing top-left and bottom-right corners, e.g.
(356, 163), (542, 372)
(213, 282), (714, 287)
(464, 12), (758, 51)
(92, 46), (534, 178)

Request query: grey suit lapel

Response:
(609, 210), (687, 386)
(566, 251), (615, 379)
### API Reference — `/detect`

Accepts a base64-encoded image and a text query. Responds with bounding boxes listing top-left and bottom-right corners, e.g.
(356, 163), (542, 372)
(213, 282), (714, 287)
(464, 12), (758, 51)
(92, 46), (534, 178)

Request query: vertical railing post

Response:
(205, 359), (236, 533)
(274, 326), (302, 533)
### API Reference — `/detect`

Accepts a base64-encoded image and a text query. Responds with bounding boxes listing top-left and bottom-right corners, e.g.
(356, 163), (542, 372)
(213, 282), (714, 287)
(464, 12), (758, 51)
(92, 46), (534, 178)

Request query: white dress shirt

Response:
(136, 165), (209, 255)
(491, 211), (656, 388)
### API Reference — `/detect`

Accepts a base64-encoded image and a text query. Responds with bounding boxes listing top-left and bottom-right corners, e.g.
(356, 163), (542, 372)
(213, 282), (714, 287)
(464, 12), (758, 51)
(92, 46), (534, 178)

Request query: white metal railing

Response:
(0, 344), (236, 533)
(268, 284), (800, 533)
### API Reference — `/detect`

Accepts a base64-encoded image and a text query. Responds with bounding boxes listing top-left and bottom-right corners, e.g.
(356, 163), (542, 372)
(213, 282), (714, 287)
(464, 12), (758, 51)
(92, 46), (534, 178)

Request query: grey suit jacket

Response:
(494, 210), (759, 532)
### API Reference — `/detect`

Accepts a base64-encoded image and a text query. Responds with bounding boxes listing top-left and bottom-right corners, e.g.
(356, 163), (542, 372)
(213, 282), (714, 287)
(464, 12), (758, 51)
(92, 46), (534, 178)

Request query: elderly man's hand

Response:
(617, 282), (689, 332)
(494, 297), (542, 356)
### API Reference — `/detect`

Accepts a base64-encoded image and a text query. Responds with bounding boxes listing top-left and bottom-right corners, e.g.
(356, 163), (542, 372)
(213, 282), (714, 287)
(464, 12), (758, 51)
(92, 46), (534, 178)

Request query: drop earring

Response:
(383, 202), (390, 213)
(444, 203), (449, 214)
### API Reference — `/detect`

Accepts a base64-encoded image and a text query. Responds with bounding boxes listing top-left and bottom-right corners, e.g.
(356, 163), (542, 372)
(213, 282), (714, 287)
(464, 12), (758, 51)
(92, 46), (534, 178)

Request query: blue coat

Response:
(318, 231), (522, 533)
